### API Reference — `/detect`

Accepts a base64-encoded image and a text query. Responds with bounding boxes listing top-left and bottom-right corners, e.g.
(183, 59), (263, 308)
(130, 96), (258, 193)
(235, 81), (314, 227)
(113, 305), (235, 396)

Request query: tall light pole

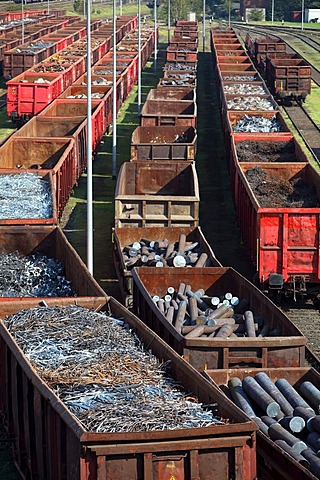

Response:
(203, 0), (205, 51)
(167, 0), (171, 43)
(228, 0), (231, 27)
(47, 0), (50, 16)
(112, 0), (117, 178)
(301, 0), (305, 30)
(21, 0), (24, 44)
(120, 0), (123, 15)
(154, 0), (157, 72)
(86, 0), (93, 274)
(271, 0), (274, 24)
(138, 0), (141, 115)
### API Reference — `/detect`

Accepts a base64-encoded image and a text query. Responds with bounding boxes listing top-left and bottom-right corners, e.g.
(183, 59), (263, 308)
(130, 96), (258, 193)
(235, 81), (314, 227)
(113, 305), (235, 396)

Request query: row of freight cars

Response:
(6, 16), (138, 121)
(0, 20), (259, 480)
(1, 16), (155, 221)
(245, 31), (312, 101)
(0, 9), (69, 75)
(211, 27), (320, 302)
(112, 22), (320, 479)
(0, 18), (319, 480)
(116, 21), (320, 480)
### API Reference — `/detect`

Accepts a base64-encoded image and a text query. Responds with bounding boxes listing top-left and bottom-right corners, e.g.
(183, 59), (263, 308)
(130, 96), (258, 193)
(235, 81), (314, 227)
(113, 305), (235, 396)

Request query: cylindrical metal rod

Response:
(255, 372), (294, 416)
(274, 440), (310, 468)
(271, 0), (274, 24)
(307, 432), (320, 452)
(112, 0), (117, 179)
(279, 416), (305, 433)
(261, 416), (277, 427)
(275, 378), (315, 413)
(244, 311), (256, 337)
(242, 376), (281, 417)
(253, 416), (268, 435)
(294, 406), (315, 432)
(228, 377), (256, 417)
(174, 300), (187, 333)
(302, 0), (305, 31)
(300, 381), (320, 413)
(138, 0), (142, 115)
(154, 0), (157, 73)
(268, 423), (308, 453)
(86, 0), (93, 275)
(47, 0), (50, 15)
(228, 0), (231, 27)
(302, 448), (320, 478)
(120, 0), (123, 15)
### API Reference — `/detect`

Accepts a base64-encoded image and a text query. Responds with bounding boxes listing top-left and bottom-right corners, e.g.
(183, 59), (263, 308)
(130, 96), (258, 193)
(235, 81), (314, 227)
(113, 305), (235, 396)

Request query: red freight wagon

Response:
(234, 162), (320, 300)
(7, 72), (64, 121)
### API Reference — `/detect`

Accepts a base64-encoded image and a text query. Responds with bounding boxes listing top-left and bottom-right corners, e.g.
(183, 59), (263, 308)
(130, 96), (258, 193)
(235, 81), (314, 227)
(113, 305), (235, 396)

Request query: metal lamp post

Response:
(86, 0), (93, 274)
(112, 0), (117, 178)
(271, 0), (274, 24)
(228, 0), (231, 27)
(21, 0), (24, 44)
(167, 0), (171, 43)
(301, 0), (305, 30)
(47, 0), (50, 16)
(120, 0), (123, 16)
(203, 0), (205, 51)
(154, 0), (157, 72)
(138, 0), (141, 115)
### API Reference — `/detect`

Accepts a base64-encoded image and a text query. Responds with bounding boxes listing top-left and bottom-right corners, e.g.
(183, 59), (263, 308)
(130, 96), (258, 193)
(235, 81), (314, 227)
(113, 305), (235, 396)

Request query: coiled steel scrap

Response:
(0, 252), (74, 297)
(232, 114), (281, 133)
(0, 172), (53, 219)
(5, 305), (226, 432)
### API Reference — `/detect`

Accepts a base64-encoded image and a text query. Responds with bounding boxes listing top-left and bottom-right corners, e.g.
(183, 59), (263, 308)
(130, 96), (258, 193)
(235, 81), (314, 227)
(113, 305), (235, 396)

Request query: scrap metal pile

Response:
(0, 172), (53, 219)
(5, 305), (226, 432)
(227, 372), (320, 473)
(0, 252), (74, 297)
(152, 283), (274, 338)
(232, 114), (282, 133)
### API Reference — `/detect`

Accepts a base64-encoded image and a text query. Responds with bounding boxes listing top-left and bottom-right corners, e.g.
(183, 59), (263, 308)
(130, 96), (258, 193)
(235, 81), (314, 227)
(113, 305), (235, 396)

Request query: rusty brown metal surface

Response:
(140, 100), (197, 128)
(115, 161), (199, 228)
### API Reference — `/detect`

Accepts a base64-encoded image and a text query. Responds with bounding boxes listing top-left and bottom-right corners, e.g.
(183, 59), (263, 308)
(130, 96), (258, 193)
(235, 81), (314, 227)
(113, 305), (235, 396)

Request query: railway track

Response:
(282, 102), (320, 163)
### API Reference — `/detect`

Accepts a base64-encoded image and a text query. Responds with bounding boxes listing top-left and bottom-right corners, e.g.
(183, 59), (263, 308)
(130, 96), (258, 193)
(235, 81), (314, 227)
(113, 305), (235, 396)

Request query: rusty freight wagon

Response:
(146, 86), (196, 102)
(131, 126), (197, 161)
(0, 296), (258, 480)
(115, 161), (200, 227)
(113, 226), (221, 307)
(266, 55), (312, 101)
(140, 100), (197, 127)
(132, 267), (307, 372)
(205, 367), (320, 480)
(0, 136), (77, 217)
(0, 226), (107, 309)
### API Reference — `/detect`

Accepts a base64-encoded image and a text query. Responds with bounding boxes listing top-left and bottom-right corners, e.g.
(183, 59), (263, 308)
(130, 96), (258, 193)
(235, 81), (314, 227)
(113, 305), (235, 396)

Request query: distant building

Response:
(240, 0), (267, 19)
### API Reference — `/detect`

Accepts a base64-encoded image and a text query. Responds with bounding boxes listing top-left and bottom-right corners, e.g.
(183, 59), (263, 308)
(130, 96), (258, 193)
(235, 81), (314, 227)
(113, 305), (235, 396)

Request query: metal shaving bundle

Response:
(0, 172), (53, 219)
(5, 305), (224, 432)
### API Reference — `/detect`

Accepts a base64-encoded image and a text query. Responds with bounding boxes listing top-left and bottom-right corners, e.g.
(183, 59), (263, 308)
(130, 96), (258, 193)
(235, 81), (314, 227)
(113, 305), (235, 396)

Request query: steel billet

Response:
(5, 305), (224, 433)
